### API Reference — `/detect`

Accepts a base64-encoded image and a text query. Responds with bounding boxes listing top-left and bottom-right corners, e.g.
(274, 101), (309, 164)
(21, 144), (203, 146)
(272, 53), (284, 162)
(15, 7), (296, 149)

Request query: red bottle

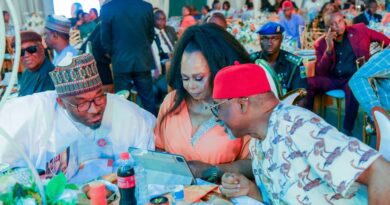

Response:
(117, 152), (137, 205)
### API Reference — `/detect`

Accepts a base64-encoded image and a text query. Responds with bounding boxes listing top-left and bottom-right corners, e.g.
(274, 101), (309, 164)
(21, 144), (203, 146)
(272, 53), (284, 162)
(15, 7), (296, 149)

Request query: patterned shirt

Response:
(250, 103), (380, 205)
(349, 48), (390, 119)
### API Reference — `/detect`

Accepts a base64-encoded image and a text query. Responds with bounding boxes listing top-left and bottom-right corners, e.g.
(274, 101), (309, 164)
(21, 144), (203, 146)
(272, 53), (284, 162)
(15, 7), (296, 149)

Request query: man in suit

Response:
(100, 0), (156, 115)
(353, 0), (382, 25)
(151, 9), (178, 104)
(307, 11), (389, 135)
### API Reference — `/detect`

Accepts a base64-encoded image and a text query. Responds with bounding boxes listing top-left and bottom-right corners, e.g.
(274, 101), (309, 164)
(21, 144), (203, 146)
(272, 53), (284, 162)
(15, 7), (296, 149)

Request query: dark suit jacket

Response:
(164, 26), (178, 46)
(100, 0), (155, 73)
(314, 23), (390, 77)
(353, 12), (382, 25)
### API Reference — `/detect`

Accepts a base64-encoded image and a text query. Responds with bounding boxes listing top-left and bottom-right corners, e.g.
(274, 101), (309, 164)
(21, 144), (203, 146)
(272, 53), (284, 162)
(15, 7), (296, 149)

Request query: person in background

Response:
(211, 0), (222, 12)
(349, 47), (390, 119)
(151, 9), (178, 104)
(279, 0), (305, 48)
(304, 0), (324, 23)
(241, 1), (255, 20)
(89, 8), (99, 23)
(3, 10), (14, 36)
(250, 22), (308, 96)
(213, 62), (390, 204)
(0, 54), (156, 184)
(207, 12), (228, 29)
(75, 12), (97, 39)
(309, 2), (339, 31)
(330, 0), (343, 10)
(80, 23), (114, 93)
(44, 15), (78, 66)
(306, 11), (389, 135)
(261, 0), (276, 12)
(274, 0), (298, 13)
(100, 0), (157, 115)
(69, 2), (83, 27)
(15, 31), (54, 96)
(179, 5), (197, 36)
(353, 0), (382, 25)
(222, 1), (234, 18)
(155, 24), (253, 182)
(201, 5), (211, 22)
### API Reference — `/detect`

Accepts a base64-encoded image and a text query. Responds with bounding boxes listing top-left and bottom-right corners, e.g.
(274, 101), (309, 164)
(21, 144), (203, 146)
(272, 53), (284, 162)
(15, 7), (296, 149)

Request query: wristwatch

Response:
(201, 166), (224, 183)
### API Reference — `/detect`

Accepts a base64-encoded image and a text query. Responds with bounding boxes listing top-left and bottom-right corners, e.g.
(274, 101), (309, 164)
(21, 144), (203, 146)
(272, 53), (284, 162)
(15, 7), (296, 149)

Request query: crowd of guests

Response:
(1, 0), (390, 204)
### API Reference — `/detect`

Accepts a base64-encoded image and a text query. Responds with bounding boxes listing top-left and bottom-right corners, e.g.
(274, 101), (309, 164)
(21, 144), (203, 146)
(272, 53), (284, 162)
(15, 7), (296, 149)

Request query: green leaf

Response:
(45, 172), (67, 203)
(64, 184), (79, 191)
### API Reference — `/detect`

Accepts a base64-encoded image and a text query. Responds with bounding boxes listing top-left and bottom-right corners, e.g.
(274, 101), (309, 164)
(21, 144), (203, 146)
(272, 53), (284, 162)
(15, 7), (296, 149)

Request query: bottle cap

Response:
(120, 152), (130, 160)
(172, 185), (184, 200)
(89, 182), (107, 198)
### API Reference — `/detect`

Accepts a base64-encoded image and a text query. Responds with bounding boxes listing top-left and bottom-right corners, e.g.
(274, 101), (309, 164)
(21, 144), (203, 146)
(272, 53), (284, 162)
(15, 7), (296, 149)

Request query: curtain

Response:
(0, 0), (54, 28)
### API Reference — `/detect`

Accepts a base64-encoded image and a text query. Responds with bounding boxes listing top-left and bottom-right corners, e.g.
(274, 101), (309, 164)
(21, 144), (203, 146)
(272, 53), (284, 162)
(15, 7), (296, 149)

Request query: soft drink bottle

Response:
(117, 152), (136, 205)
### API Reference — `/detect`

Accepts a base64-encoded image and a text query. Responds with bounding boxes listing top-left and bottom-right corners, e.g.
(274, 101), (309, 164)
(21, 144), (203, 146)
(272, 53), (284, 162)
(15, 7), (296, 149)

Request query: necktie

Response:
(160, 30), (173, 52)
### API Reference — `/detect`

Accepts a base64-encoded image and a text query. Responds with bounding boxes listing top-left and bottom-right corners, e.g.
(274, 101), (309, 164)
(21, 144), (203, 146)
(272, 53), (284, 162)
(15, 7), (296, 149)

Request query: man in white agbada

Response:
(0, 53), (156, 184)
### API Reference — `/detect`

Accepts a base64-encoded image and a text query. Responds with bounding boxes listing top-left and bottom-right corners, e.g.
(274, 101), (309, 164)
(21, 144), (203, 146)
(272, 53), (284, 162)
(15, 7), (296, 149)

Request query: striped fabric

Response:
(49, 53), (102, 97)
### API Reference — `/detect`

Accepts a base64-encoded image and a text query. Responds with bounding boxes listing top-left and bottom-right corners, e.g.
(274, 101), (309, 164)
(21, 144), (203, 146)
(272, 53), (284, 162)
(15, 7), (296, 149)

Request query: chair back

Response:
(372, 106), (390, 161)
(255, 59), (282, 99)
(281, 88), (307, 105)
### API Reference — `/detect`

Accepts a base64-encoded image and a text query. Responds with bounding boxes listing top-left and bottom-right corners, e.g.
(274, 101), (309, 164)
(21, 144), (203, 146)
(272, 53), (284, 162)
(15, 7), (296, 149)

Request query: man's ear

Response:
(56, 97), (65, 108)
(238, 97), (249, 113)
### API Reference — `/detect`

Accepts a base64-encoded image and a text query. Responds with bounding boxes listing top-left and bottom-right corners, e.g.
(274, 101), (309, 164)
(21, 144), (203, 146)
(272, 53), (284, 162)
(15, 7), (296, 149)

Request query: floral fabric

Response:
(250, 103), (380, 205)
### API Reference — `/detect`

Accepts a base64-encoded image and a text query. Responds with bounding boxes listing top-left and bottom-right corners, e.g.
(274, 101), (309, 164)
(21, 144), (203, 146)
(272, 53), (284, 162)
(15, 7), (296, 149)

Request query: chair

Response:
(255, 59), (282, 99)
(321, 89), (345, 130)
(116, 90), (130, 99)
(372, 106), (390, 161)
(281, 88), (307, 105)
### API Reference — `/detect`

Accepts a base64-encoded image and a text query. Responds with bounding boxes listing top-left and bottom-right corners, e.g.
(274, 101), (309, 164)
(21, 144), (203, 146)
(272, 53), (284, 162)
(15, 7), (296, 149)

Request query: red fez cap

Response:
(213, 62), (271, 99)
(12, 31), (42, 47)
(282, 1), (293, 8)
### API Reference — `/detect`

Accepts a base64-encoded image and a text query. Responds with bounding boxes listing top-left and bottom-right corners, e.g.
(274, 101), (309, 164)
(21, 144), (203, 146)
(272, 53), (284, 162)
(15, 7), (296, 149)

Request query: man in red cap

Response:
(213, 63), (390, 204)
(279, 0), (305, 48)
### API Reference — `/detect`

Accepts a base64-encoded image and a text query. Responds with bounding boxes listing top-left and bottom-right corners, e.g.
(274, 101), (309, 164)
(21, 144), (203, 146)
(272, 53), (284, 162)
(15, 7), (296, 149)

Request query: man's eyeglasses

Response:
(21, 45), (38, 57)
(63, 93), (107, 112)
(210, 98), (232, 118)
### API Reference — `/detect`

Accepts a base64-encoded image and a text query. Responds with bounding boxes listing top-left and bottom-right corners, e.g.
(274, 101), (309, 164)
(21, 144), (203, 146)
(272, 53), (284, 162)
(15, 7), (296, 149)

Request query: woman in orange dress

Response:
(155, 24), (253, 182)
(178, 5), (197, 36)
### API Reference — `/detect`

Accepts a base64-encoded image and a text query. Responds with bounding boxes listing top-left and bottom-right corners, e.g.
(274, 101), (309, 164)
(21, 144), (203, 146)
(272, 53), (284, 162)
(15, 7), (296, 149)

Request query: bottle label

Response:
(117, 175), (135, 188)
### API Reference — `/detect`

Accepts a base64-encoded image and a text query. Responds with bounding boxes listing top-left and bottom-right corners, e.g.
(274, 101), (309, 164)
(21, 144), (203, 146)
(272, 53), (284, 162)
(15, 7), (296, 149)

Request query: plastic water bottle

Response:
(171, 185), (185, 205)
(117, 152), (136, 205)
(135, 164), (148, 205)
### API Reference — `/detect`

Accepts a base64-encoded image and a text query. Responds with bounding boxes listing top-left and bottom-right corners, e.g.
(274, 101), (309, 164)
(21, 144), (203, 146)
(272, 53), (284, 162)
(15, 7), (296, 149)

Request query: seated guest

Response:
(353, 0), (382, 25)
(200, 5), (211, 22)
(306, 11), (389, 135)
(44, 15), (78, 66)
(0, 54), (155, 184)
(75, 12), (97, 39)
(179, 5), (197, 36)
(250, 22), (307, 96)
(15, 31), (54, 96)
(214, 63), (390, 204)
(309, 2), (338, 31)
(349, 47), (390, 119)
(155, 24), (252, 181)
(151, 9), (178, 103)
(206, 12), (228, 29)
(278, 1), (305, 48)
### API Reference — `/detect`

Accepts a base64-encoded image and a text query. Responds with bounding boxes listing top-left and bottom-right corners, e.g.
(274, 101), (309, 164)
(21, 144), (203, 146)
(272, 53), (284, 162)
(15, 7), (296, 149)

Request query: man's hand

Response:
(325, 28), (336, 53)
(357, 157), (390, 205)
(220, 172), (262, 201)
